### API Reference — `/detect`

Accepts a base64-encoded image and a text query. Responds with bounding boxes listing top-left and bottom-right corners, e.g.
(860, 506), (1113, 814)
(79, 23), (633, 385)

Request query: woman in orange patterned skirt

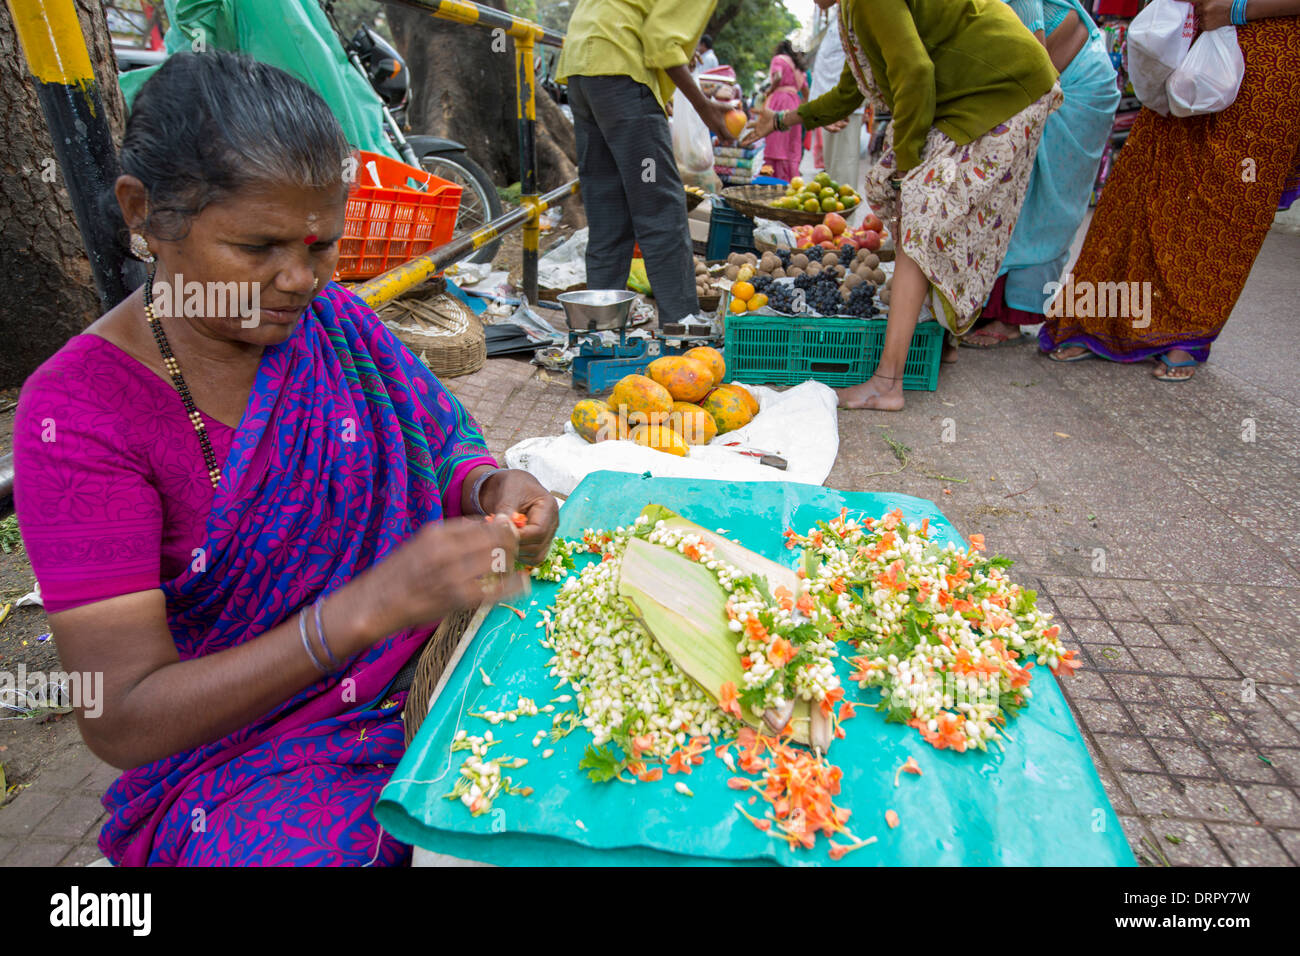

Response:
(1039, 1), (1300, 381)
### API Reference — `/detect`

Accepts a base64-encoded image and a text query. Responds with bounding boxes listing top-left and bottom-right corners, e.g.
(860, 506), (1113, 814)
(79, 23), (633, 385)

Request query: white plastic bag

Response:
(671, 87), (715, 175)
(1127, 0), (1196, 115)
(1167, 27), (1245, 116)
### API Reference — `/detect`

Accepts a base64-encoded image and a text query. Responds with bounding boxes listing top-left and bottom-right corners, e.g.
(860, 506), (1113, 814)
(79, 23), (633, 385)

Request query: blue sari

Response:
(101, 283), (496, 866)
(996, 0), (1120, 315)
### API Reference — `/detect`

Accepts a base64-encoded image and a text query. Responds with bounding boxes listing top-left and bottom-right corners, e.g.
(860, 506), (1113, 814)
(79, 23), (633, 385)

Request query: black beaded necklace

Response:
(142, 272), (222, 490)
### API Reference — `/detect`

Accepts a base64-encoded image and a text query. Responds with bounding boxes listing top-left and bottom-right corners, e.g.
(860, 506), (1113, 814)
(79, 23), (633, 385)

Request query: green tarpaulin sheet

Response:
(377, 472), (1135, 866)
(118, 0), (400, 161)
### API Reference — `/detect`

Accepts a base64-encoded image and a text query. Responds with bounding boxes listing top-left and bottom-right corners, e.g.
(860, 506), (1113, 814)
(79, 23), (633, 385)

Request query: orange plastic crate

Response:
(335, 151), (463, 280)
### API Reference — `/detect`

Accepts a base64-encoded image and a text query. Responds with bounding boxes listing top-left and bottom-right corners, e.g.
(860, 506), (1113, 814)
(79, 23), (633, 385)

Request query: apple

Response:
(823, 212), (847, 236)
(862, 213), (884, 233)
(860, 230), (881, 251)
(819, 240), (836, 250)
(811, 224), (833, 244)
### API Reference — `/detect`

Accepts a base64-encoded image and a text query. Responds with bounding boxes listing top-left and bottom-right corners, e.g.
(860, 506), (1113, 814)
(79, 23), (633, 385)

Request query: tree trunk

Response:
(0, 0), (129, 389)
(388, 1), (582, 225)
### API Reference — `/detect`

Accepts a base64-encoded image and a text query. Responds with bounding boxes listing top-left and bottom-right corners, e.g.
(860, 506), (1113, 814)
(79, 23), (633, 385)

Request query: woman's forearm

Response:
(79, 584), (385, 769)
(1246, 0), (1300, 17)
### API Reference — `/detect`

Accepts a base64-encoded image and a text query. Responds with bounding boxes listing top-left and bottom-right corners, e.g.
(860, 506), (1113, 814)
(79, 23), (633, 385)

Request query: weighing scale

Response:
(557, 290), (716, 394)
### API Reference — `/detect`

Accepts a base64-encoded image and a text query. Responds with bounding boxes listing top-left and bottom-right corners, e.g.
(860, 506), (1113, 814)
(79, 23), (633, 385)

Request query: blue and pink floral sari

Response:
(100, 282), (496, 866)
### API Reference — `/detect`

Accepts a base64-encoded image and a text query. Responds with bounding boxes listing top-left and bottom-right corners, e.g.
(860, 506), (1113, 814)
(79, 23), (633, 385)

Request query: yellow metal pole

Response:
(355, 179), (578, 308)
(516, 31), (539, 304)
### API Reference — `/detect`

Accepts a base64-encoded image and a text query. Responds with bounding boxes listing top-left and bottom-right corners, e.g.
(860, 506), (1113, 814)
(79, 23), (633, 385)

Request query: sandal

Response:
(1152, 352), (1198, 382)
(960, 328), (1024, 349)
(1046, 345), (1095, 363)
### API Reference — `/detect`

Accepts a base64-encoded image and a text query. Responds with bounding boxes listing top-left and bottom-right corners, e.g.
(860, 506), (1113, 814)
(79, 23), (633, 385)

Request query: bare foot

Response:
(836, 375), (905, 411)
(1152, 348), (1197, 381)
(942, 340), (960, 364)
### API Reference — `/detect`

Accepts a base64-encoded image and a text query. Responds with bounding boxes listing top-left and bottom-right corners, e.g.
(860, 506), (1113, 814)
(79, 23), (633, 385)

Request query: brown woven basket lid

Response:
(379, 284), (486, 379)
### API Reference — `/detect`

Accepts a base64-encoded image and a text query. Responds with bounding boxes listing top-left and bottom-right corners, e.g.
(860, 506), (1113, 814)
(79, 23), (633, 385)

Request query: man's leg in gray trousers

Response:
(568, 75), (637, 293)
(568, 75), (698, 324)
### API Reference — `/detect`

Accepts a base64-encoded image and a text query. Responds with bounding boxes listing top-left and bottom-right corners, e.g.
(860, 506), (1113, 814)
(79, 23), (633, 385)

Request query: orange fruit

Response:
(729, 296), (747, 314)
(683, 346), (725, 385)
(731, 280), (754, 301)
(725, 109), (748, 139)
(720, 382), (760, 416)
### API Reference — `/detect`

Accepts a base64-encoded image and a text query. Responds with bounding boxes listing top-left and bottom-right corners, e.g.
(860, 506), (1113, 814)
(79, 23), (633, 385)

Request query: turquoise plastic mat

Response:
(376, 472), (1135, 866)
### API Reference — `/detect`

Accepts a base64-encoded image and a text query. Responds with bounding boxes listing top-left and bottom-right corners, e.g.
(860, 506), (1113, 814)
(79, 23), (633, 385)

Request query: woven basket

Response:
(685, 188), (707, 212)
(379, 282), (486, 378)
(402, 606), (477, 747)
(721, 184), (828, 226)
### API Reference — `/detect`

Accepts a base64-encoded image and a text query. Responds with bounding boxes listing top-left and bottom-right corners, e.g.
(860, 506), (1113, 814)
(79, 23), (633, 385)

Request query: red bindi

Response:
(304, 234), (318, 245)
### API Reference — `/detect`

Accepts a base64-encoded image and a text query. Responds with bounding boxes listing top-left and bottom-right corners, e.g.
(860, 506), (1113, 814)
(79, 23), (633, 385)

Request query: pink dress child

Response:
(763, 53), (806, 182)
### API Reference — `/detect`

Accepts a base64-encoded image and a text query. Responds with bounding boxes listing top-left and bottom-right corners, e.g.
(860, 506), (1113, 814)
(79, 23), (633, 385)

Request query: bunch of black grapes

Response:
(840, 281), (880, 318)
(750, 274), (774, 294)
(793, 273), (844, 314)
(766, 283), (798, 314)
(774, 248), (792, 269)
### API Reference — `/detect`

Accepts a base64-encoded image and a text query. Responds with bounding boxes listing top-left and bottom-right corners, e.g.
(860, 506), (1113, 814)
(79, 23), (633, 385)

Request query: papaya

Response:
(630, 423), (689, 457)
(701, 387), (753, 435)
(646, 356), (713, 404)
(570, 399), (621, 444)
(608, 374), (673, 429)
(719, 382), (760, 417)
(682, 346), (725, 386)
(669, 401), (718, 445)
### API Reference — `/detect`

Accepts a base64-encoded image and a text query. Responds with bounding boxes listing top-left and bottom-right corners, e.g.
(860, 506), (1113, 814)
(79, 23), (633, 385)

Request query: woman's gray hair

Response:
(111, 49), (353, 243)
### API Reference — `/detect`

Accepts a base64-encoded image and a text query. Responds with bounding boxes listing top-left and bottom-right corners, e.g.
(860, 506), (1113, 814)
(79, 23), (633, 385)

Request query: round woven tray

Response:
(685, 188), (707, 212)
(379, 282), (485, 378)
(721, 184), (828, 226)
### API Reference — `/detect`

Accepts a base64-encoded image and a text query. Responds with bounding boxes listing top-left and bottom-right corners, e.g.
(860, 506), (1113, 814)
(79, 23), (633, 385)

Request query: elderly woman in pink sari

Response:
(762, 40), (808, 182)
(12, 51), (558, 866)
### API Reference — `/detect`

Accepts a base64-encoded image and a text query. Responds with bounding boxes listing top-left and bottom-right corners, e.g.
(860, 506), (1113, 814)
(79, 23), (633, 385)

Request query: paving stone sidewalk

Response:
(2, 229), (1296, 868)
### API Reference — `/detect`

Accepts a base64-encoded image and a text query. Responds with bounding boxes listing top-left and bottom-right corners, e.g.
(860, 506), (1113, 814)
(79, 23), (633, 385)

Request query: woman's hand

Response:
(742, 106), (776, 147)
(825, 118), (850, 133)
(356, 516), (527, 637)
(1191, 0), (1233, 29)
(477, 468), (560, 566)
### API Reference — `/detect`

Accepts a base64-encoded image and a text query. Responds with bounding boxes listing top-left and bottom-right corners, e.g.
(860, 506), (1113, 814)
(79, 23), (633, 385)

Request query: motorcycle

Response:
(340, 22), (504, 264)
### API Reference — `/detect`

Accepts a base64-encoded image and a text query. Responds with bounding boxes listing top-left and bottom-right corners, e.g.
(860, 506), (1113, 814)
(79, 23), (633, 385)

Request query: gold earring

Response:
(130, 233), (155, 263)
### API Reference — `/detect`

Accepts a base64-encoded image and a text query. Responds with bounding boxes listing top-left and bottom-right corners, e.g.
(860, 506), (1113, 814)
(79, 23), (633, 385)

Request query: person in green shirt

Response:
(747, 0), (1061, 410)
(556, 0), (734, 328)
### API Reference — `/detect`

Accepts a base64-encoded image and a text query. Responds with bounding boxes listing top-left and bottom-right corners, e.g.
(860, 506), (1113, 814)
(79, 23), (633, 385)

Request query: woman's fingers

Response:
(516, 497), (559, 564)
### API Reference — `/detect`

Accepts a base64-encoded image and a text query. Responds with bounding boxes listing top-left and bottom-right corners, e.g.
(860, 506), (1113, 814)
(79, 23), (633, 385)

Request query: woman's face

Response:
(121, 177), (348, 349)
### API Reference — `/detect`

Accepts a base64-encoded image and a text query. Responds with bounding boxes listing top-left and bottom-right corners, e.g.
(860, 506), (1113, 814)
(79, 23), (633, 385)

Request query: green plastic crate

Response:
(723, 313), (944, 390)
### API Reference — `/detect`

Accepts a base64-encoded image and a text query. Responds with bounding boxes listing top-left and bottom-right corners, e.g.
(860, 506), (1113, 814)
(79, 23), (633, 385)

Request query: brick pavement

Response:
(2, 229), (1296, 867)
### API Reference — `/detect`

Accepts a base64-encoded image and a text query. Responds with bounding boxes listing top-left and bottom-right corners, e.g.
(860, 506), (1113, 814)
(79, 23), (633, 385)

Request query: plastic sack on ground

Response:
(1126, 0), (1196, 115)
(1167, 27), (1245, 117)
(672, 87), (716, 175)
(537, 227), (588, 291)
(504, 381), (839, 495)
